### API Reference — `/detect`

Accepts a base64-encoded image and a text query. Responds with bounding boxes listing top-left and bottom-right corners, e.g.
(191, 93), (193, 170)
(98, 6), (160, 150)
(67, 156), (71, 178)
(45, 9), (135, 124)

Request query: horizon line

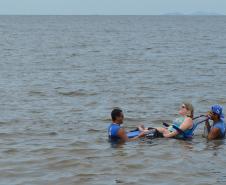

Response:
(0, 14), (225, 16)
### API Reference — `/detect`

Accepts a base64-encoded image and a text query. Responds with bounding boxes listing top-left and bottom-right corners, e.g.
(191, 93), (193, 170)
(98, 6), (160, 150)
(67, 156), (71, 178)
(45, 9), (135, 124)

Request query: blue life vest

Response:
(168, 117), (194, 139)
(108, 123), (121, 141)
(212, 120), (226, 138)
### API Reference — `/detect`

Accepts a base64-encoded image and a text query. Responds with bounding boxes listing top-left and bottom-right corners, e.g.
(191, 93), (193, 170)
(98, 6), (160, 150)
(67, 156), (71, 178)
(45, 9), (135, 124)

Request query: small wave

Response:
(152, 119), (171, 124)
(198, 99), (210, 103)
(0, 121), (9, 125)
(100, 117), (144, 123)
(53, 45), (64, 49)
(125, 163), (144, 169)
(47, 132), (58, 136)
(101, 118), (112, 122)
(58, 90), (97, 97)
(127, 70), (142, 74)
(69, 108), (83, 112)
(3, 148), (19, 154)
(124, 117), (146, 122)
(30, 110), (43, 114)
(87, 128), (101, 133)
(78, 43), (88, 48)
(21, 131), (58, 137)
(54, 86), (63, 90)
(69, 141), (90, 147)
(0, 119), (21, 125)
(216, 99), (226, 104)
(115, 179), (125, 184)
(215, 61), (226, 65)
(208, 54), (218, 59)
(89, 50), (100, 53)
(216, 46), (226, 49)
(85, 101), (98, 107)
(28, 91), (46, 97)
(65, 53), (81, 59)
(70, 53), (79, 57)
(47, 159), (80, 169)
(3, 48), (15, 51)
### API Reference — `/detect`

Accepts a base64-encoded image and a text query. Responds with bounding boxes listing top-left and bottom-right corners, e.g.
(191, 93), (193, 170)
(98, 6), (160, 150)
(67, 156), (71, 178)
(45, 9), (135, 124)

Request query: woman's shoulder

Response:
(184, 116), (193, 124)
(176, 116), (192, 121)
(185, 116), (193, 120)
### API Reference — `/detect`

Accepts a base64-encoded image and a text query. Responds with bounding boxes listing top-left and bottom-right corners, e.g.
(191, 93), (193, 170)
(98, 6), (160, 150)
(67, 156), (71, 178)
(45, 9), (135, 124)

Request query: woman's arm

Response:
(180, 117), (193, 131)
(163, 117), (193, 138)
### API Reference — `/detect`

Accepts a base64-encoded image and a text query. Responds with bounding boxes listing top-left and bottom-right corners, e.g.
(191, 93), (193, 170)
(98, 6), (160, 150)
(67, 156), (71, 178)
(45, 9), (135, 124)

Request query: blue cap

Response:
(211, 105), (224, 121)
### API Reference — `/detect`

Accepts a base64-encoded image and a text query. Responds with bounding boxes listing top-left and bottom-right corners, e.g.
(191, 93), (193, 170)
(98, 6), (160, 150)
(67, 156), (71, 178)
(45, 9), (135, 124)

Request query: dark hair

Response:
(111, 108), (123, 121)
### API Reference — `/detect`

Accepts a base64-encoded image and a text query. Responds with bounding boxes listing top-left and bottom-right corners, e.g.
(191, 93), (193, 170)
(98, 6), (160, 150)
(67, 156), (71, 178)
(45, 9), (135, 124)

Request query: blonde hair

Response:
(183, 102), (194, 118)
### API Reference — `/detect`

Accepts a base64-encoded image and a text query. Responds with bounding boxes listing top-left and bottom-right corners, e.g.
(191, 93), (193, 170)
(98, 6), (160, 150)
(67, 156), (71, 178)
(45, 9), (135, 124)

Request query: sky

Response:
(0, 0), (226, 15)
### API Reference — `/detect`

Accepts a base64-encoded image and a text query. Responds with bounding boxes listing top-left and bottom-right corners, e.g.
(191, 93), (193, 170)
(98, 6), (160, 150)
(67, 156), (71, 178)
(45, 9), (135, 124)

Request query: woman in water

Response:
(139, 102), (194, 139)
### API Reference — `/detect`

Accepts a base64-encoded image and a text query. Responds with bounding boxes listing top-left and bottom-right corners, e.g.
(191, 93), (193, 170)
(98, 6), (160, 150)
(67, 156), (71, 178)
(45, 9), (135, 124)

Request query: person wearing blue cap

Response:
(205, 105), (226, 140)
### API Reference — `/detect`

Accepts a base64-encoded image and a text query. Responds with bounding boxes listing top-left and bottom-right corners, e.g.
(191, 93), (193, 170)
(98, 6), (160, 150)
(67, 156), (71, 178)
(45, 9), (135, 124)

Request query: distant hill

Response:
(191, 12), (224, 15)
(163, 12), (185, 15)
(162, 12), (225, 16)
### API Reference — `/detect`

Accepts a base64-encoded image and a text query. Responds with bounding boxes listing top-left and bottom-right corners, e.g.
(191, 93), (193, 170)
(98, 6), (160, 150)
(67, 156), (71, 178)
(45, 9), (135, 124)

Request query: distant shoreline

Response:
(0, 14), (225, 16)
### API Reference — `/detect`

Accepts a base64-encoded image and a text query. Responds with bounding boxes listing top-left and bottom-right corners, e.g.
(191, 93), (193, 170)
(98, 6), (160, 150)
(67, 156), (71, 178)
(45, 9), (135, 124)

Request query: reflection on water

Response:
(205, 139), (225, 150)
(0, 15), (226, 185)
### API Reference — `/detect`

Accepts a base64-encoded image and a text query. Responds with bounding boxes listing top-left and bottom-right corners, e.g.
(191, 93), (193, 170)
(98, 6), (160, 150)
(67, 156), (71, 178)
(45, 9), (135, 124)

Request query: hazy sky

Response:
(0, 0), (226, 15)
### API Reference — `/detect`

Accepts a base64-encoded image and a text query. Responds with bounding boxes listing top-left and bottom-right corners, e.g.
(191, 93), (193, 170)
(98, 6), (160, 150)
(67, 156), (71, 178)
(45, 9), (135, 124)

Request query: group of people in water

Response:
(108, 103), (226, 143)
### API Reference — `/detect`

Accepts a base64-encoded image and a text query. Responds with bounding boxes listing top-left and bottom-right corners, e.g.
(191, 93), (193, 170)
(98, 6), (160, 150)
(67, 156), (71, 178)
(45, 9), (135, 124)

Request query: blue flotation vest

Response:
(168, 117), (194, 139)
(108, 123), (121, 141)
(212, 120), (226, 138)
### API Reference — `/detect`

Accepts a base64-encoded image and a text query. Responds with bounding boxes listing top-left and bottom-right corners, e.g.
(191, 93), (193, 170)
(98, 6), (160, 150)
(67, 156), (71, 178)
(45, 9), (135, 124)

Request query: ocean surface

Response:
(0, 15), (226, 185)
